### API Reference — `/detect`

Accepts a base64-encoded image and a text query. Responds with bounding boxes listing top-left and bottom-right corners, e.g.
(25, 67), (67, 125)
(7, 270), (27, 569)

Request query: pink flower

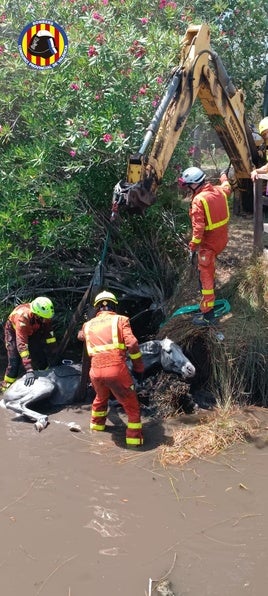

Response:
(188, 145), (198, 156)
(81, 130), (89, 137)
(70, 149), (76, 157)
(102, 133), (113, 143)
(132, 95), (137, 102)
(81, 5), (88, 11)
(92, 11), (104, 22)
(156, 76), (163, 84)
(0, 46), (4, 54)
(88, 45), (98, 57)
(128, 40), (146, 58)
(138, 86), (147, 95)
(159, 0), (177, 7)
(96, 32), (106, 44)
(102, 0), (109, 4)
(139, 17), (148, 24)
(95, 93), (101, 100)
(152, 95), (160, 107)
(70, 83), (79, 90)
(135, 48), (145, 58)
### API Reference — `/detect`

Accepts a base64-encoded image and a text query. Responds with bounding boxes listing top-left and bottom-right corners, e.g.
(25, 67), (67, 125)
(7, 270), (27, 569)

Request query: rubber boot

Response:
(192, 308), (217, 326)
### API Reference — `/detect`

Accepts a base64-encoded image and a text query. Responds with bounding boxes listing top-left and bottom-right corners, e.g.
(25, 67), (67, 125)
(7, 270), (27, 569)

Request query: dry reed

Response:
(159, 407), (259, 467)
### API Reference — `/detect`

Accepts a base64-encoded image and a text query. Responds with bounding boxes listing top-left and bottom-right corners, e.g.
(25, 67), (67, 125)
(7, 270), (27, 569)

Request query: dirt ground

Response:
(1, 214), (268, 596)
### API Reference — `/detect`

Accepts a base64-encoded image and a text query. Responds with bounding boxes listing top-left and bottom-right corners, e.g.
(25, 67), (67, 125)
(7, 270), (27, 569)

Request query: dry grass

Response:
(159, 406), (260, 467)
(156, 252), (268, 468)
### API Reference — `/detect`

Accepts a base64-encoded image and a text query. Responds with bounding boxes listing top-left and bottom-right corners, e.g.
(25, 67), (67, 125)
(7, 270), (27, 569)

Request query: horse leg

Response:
(6, 400), (48, 431)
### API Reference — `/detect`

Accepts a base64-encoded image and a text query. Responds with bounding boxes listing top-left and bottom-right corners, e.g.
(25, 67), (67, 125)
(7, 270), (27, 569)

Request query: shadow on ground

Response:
(106, 405), (174, 451)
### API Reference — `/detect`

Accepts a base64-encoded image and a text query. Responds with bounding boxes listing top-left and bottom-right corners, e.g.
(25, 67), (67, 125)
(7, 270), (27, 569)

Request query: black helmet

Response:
(28, 30), (58, 58)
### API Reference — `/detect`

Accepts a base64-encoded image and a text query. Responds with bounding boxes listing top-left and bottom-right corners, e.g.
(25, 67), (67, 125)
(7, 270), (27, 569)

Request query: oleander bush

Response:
(0, 0), (266, 334)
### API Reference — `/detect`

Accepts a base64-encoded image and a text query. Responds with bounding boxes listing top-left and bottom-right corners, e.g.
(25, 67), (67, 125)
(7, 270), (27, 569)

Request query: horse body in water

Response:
(2, 337), (195, 431)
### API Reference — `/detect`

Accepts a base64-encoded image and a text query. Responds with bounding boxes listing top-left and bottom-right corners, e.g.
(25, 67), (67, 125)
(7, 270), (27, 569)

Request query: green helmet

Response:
(93, 291), (118, 308)
(30, 296), (55, 319)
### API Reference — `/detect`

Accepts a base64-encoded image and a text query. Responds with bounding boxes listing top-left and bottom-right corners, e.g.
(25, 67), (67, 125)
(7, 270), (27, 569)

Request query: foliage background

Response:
(0, 0), (267, 336)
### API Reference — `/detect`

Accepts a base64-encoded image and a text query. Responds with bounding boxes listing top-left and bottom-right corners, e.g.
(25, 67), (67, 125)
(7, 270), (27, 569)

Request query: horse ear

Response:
(161, 337), (172, 352)
(149, 340), (161, 354)
(140, 340), (161, 355)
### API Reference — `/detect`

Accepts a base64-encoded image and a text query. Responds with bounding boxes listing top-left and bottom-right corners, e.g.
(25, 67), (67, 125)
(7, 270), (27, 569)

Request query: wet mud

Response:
(1, 402), (268, 596)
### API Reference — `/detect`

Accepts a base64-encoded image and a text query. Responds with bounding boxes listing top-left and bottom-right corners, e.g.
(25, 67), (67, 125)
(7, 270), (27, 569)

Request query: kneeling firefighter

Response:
(78, 291), (145, 447)
(1, 297), (56, 390)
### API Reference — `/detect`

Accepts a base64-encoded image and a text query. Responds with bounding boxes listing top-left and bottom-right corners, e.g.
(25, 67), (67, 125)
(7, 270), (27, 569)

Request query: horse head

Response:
(159, 337), (196, 379)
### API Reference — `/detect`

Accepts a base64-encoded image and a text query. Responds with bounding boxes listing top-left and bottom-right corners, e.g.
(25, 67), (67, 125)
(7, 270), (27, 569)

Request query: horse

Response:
(1, 337), (195, 431)
(134, 337), (195, 379)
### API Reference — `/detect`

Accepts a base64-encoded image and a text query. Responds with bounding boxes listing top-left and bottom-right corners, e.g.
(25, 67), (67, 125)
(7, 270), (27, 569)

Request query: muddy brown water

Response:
(1, 402), (268, 596)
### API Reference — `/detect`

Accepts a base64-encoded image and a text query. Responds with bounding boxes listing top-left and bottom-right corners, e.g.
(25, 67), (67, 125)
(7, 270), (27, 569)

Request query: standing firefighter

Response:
(251, 117), (268, 181)
(179, 167), (231, 325)
(1, 297), (56, 391)
(78, 291), (144, 447)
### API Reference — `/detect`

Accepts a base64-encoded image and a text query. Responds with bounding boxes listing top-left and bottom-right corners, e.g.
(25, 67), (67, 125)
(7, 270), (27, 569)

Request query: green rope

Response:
(100, 229), (110, 266)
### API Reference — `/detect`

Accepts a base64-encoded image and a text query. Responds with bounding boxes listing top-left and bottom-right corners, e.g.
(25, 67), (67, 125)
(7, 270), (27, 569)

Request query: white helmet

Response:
(180, 167), (206, 185)
(259, 117), (268, 136)
(93, 291), (118, 308)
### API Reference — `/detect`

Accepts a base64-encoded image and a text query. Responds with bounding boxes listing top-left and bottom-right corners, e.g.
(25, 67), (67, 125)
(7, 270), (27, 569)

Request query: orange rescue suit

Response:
(3, 303), (56, 384)
(81, 310), (145, 446)
(189, 174), (231, 313)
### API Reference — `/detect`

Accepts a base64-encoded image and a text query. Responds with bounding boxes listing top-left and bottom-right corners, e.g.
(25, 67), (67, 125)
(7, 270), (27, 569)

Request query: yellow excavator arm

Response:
(112, 24), (265, 218)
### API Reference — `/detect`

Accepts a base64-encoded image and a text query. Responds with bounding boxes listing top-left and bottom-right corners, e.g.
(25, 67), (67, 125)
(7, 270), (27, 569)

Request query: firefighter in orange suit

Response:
(1, 297), (56, 390)
(179, 167), (231, 325)
(251, 117), (268, 181)
(78, 291), (145, 447)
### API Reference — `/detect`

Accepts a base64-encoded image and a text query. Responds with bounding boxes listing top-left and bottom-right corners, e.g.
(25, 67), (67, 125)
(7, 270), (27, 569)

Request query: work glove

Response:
(219, 168), (231, 183)
(24, 370), (35, 387)
(189, 250), (198, 265)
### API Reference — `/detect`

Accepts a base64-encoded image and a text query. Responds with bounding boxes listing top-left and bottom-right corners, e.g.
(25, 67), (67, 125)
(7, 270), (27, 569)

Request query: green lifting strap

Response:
(166, 298), (231, 322)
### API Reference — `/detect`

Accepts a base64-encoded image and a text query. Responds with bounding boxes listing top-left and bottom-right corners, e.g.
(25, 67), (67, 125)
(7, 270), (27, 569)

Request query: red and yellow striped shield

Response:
(18, 20), (68, 69)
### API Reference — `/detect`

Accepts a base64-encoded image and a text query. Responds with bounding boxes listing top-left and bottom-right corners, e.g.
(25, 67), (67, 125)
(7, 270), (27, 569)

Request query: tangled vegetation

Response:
(1, 4), (268, 468)
(0, 0), (267, 334)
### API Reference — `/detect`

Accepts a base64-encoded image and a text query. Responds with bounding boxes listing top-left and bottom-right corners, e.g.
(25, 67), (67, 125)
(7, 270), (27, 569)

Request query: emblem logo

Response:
(18, 20), (68, 69)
